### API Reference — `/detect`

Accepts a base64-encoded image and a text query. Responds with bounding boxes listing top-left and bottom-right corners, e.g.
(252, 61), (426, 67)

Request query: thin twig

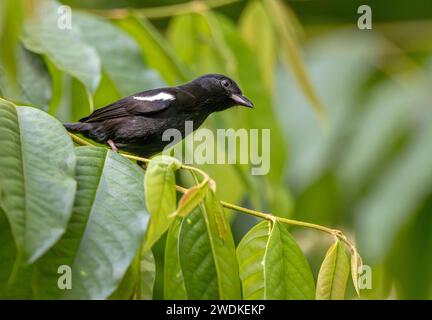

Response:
(68, 132), (356, 248)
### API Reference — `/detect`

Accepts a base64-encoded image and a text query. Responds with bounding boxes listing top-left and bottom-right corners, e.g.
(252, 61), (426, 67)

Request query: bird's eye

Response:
(221, 79), (231, 88)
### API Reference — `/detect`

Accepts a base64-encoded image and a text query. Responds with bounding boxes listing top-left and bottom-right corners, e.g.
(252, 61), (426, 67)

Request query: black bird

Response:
(65, 74), (253, 157)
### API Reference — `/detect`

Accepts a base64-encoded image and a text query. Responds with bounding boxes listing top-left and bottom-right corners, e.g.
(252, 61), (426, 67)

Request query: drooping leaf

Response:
(167, 13), (226, 74)
(179, 190), (241, 300)
(0, 46), (51, 110)
(117, 16), (190, 85)
(316, 240), (350, 300)
(34, 147), (149, 299)
(73, 12), (163, 96)
(45, 57), (63, 116)
(237, 221), (315, 300)
(164, 217), (187, 299)
(0, 0), (24, 84)
(138, 249), (156, 300)
(21, 0), (101, 93)
(176, 183), (207, 218)
(110, 242), (156, 300)
(109, 251), (140, 300)
(239, 0), (276, 92)
(179, 208), (218, 299)
(266, 222), (315, 299)
(236, 221), (269, 299)
(0, 207), (32, 299)
(0, 100), (76, 263)
(202, 189), (240, 298)
(215, 14), (291, 215)
(264, 0), (326, 122)
(351, 249), (363, 297)
(144, 155), (181, 252)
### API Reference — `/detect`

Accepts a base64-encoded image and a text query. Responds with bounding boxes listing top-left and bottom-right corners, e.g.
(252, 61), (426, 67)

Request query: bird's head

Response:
(189, 74), (254, 112)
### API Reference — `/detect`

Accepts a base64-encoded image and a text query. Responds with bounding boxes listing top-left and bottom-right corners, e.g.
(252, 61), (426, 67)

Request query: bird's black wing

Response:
(79, 91), (175, 123)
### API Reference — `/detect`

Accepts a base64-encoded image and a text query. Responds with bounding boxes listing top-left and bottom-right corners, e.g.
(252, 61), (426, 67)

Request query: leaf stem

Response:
(69, 132), (356, 250)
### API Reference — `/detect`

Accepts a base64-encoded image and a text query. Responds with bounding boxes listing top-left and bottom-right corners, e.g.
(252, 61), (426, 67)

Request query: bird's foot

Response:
(107, 139), (118, 152)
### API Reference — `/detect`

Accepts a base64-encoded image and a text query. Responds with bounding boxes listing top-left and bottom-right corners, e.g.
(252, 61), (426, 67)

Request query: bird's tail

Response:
(64, 122), (91, 133)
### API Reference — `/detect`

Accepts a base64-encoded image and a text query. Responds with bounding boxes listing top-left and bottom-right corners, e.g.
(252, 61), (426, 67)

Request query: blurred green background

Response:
(1, 0), (432, 299)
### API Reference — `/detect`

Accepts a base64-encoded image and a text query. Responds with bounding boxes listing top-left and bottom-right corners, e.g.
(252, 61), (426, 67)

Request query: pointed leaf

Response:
(138, 249), (156, 300)
(109, 252), (140, 300)
(351, 249), (363, 297)
(176, 183), (207, 218)
(0, 46), (51, 110)
(144, 155), (181, 252)
(0, 207), (32, 298)
(236, 221), (269, 299)
(265, 222), (315, 299)
(21, 0), (101, 92)
(73, 12), (163, 96)
(0, 100), (76, 263)
(316, 240), (350, 300)
(237, 221), (315, 300)
(179, 190), (241, 299)
(117, 16), (190, 85)
(179, 208), (218, 299)
(239, 0), (275, 92)
(164, 217), (187, 299)
(34, 147), (149, 299)
(264, 0), (326, 121)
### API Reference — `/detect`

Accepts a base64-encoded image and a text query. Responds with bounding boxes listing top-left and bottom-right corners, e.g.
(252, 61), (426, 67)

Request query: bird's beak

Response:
(230, 93), (254, 108)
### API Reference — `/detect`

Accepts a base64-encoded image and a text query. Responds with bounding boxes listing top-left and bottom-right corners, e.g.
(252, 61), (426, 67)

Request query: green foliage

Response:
(237, 221), (315, 299)
(144, 156), (181, 252)
(21, 1), (101, 94)
(0, 99), (76, 263)
(1, 0), (431, 300)
(316, 241), (350, 300)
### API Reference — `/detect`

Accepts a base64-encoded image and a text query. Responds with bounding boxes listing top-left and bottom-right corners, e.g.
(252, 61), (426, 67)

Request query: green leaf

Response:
(110, 245), (156, 300)
(21, 0), (101, 93)
(164, 216), (187, 299)
(179, 190), (241, 300)
(109, 251), (140, 300)
(316, 240), (350, 300)
(34, 147), (149, 299)
(167, 13), (226, 74)
(351, 249), (363, 297)
(138, 249), (156, 300)
(73, 12), (163, 96)
(236, 221), (269, 299)
(45, 57), (63, 116)
(179, 208), (218, 299)
(0, 46), (52, 111)
(0, 100), (76, 263)
(176, 183), (207, 218)
(0, 207), (32, 299)
(217, 14), (286, 179)
(117, 16), (190, 85)
(239, 0), (275, 92)
(0, 0), (24, 85)
(237, 221), (315, 300)
(144, 155), (181, 252)
(264, 0), (326, 122)
(265, 222), (315, 299)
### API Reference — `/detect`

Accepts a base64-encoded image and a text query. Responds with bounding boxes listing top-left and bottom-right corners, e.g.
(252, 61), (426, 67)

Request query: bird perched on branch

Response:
(65, 74), (253, 157)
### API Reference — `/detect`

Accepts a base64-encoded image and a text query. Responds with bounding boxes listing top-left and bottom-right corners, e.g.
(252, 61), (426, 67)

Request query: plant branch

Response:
(69, 132), (356, 250)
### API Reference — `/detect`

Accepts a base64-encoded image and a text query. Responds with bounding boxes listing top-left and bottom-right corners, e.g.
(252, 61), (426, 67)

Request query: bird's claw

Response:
(107, 139), (118, 152)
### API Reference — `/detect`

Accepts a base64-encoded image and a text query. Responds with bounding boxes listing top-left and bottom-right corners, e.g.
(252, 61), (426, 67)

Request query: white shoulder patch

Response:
(133, 92), (175, 102)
